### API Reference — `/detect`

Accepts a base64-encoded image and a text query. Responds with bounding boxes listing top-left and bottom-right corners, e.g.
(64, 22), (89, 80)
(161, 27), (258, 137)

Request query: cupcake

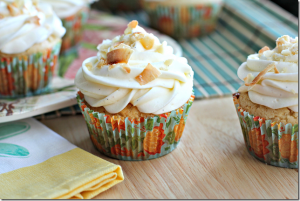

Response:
(234, 35), (298, 168)
(0, 0), (65, 98)
(41, 0), (91, 53)
(75, 20), (194, 160)
(142, 0), (223, 38)
(92, 0), (142, 11)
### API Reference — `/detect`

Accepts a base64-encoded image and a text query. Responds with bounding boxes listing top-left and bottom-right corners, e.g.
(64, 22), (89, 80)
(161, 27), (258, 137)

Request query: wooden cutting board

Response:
(41, 96), (298, 199)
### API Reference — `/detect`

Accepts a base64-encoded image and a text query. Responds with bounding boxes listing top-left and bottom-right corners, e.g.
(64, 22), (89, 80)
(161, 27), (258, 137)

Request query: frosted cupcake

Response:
(0, 0), (65, 98)
(234, 35), (298, 168)
(142, 0), (223, 38)
(41, 0), (91, 53)
(75, 20), (194, 160)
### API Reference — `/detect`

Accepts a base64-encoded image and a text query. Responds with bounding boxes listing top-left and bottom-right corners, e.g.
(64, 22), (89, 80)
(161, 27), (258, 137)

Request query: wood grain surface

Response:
(41, 97), (298, 199)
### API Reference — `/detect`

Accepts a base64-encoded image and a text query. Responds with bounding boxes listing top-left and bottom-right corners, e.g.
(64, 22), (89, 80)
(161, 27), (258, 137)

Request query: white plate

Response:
(0, 35), (182, 123)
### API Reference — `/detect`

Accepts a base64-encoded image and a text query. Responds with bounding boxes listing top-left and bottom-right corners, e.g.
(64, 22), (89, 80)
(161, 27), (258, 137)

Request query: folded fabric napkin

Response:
(0, 118), (124, 199)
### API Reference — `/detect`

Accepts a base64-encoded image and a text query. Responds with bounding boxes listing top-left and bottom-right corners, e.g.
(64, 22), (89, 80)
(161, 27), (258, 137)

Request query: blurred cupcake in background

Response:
(0, 0), (65, 98)
(142, 0), (223, 38)
(92, 0), (142, 12)
(41, 0), (93, 54)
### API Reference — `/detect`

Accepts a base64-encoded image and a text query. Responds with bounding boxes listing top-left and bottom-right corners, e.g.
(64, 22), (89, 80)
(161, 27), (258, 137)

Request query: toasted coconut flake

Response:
(243, 73), (254, 83)
(276, 40), (285, 47)
(258, 46), (270, 55)
(277, 45), (283, 53)
(96, 58), (107, 69)
(245, 63), (276, 86)
(281, 35), (290, 42)
(140, 35), (154, 50)
(135, 63), (161, 85)
(122, 66), (131, 73)
(7, 4), (18, 16)
(112, 41), (124, 49)
(155, 44), (164, 53)
(108, 64), (117, 70)
(7, 4), (14, 12)
(107, 48), (133, 65)
(164, 59), (173, 66)
(276, 36), (289, 52)
(112, 43), (131, 51)
(85, 62), (93, 71)
(128, 20), (138, 28)
(276, 39), (284, 44)
(0, 14), (4, 19)
(130, 32), (145, 43)
(35, 6), (42, 12)
(274, 66), (280, 74)
(25, 16), (40, 26)
(132, 32), (142, 36)
(291, 49), (298, 55)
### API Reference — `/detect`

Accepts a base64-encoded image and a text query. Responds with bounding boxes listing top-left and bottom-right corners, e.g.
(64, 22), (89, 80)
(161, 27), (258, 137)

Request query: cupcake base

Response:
(233, 93), (298, 168)
(239, 92), (298, 125)
(77, 92), (194, 161)
(0, 39), (61, 99)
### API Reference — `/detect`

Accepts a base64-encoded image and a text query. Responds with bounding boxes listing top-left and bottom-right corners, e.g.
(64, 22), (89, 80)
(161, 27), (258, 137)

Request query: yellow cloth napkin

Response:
(0, 118), (124, 199)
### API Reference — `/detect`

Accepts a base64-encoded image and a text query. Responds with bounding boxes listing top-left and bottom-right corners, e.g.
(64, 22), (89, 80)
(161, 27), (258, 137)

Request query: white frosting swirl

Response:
(0, 0), (66, 54)
(41, 0), (90, 19)
(238, 35), (298, 112)
(75, 22), (194, 114)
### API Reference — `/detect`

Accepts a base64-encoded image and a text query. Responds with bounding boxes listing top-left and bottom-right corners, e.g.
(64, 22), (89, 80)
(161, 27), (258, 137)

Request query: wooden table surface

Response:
(41, 96), (298, 199)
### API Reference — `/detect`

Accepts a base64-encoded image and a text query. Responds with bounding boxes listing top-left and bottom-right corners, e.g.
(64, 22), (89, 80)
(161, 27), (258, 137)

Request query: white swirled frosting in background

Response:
(75, 21), (194, 114)
(238, 35), (298, 112)
(0, 0), (66, 54)
(41, 0), (90, 19)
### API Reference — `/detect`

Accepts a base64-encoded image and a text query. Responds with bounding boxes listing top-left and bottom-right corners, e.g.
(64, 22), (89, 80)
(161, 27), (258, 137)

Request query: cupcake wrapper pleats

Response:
(233, 93), (298, 168)
(0, 42), (61, 98)
(77, 93), (194, 160)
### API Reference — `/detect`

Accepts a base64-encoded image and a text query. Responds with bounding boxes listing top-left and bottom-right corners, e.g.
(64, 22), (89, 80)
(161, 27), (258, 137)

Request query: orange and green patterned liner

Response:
(77, 92), (194, 160)
(233, 93), (298, 168)
(142, 1), (223, 38)
(60, 8), (89, 54)
(0, 42), (61, 98)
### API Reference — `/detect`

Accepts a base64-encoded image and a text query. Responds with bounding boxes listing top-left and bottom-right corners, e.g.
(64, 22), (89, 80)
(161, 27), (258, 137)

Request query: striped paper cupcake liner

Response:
(143, 1), (223, 38)
(0, 42), (61, 99)
(60, 8), (89, 54)
(233, 93), (298, 168)
(77, 92), (194, 161)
